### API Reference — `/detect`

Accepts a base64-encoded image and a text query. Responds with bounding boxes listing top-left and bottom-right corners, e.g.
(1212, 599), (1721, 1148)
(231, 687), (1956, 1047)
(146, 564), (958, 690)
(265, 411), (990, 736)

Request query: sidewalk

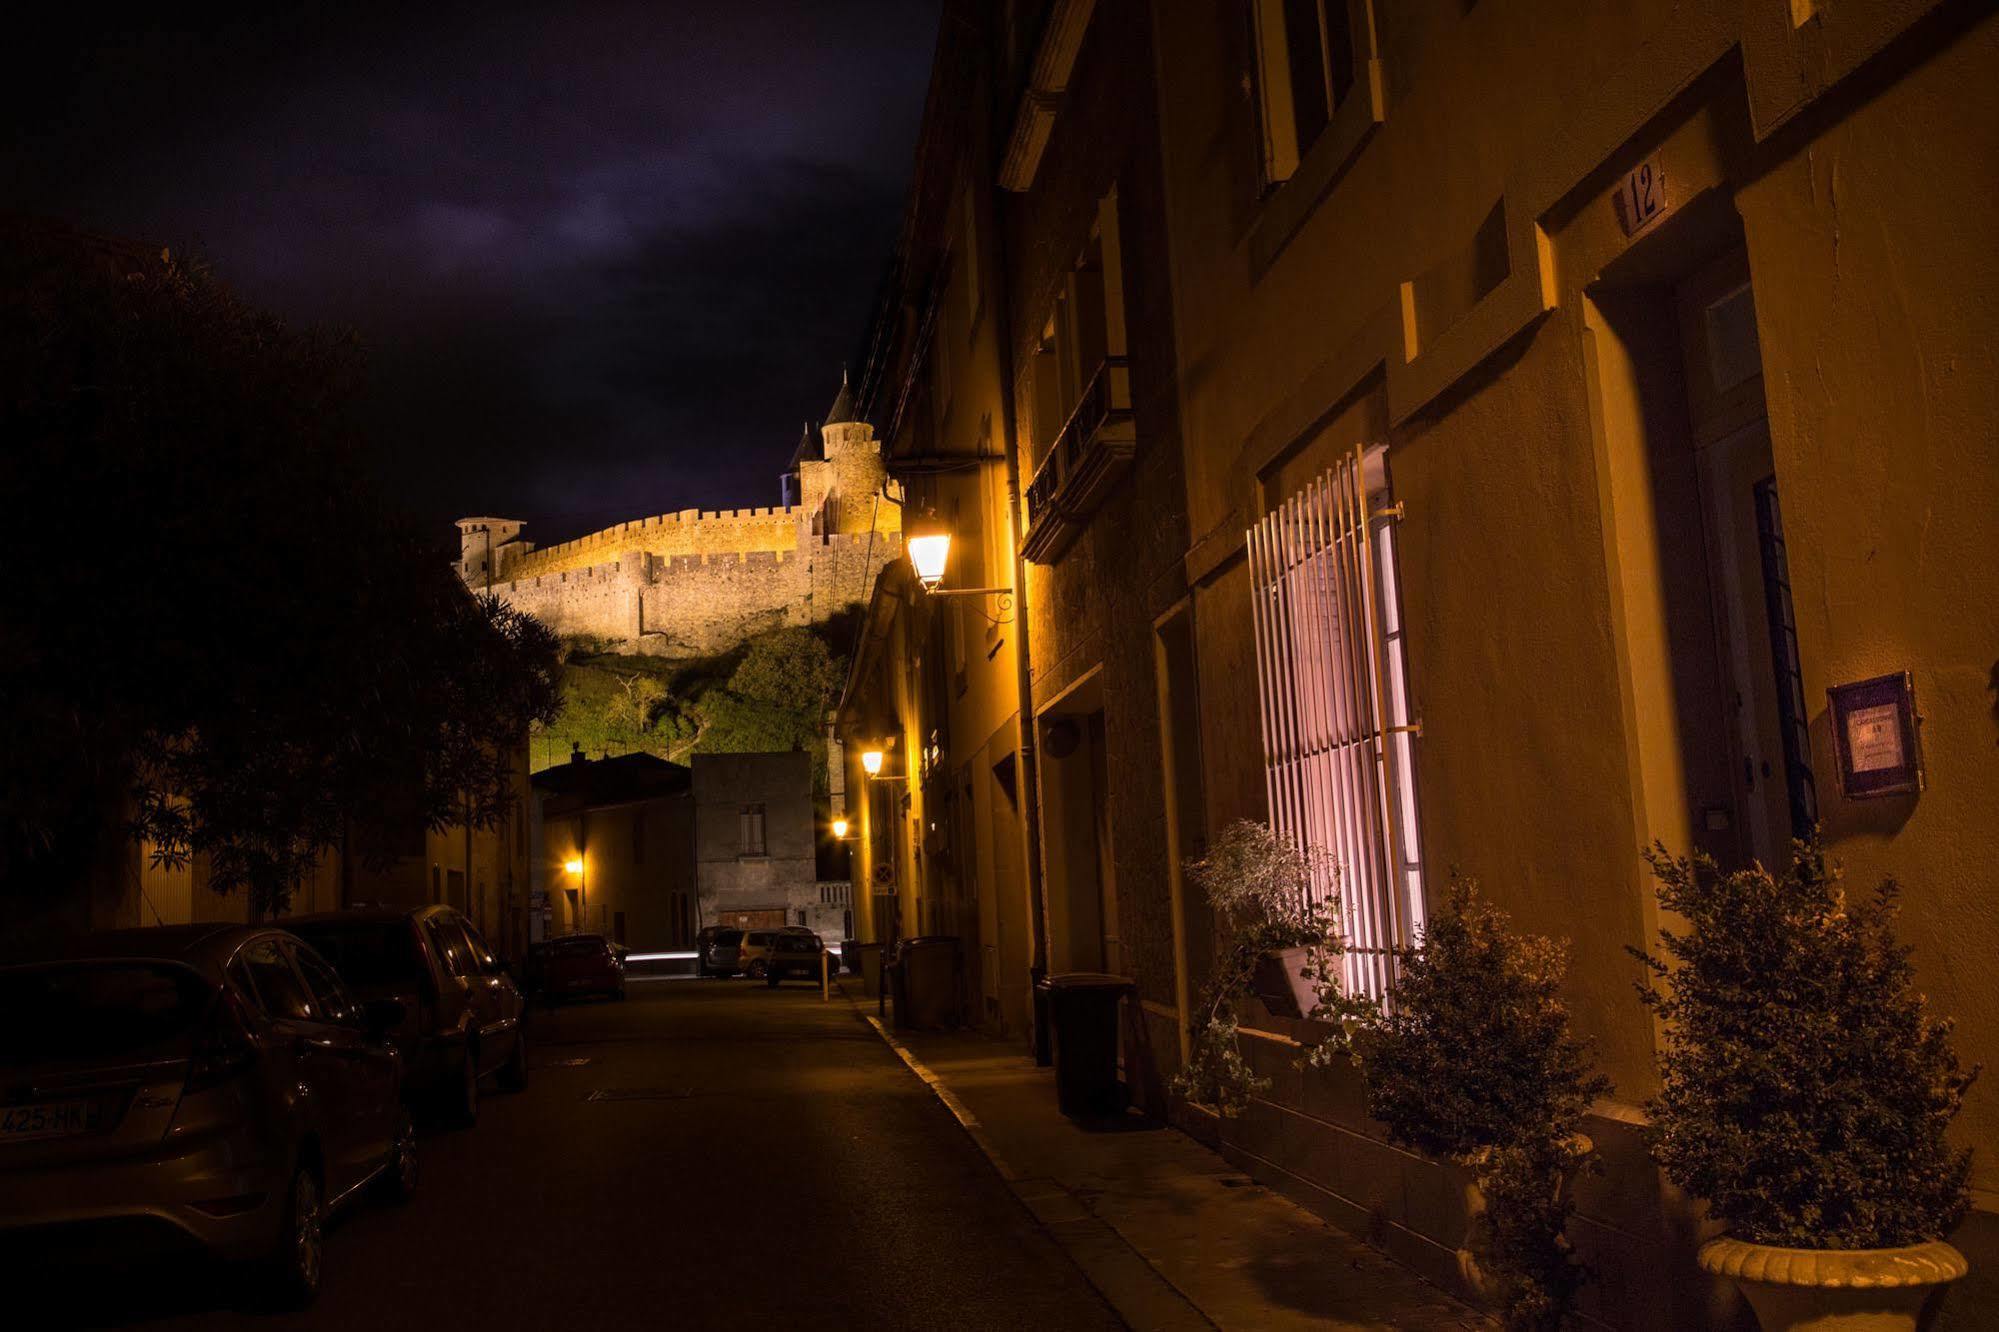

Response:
(848, 988), (1490, 1332)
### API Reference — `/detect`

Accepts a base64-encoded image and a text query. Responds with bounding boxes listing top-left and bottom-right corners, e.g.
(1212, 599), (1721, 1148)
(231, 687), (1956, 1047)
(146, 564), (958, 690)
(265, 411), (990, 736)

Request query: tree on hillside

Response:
(694, 627), (841, 756)
(0, 224), (562, 922)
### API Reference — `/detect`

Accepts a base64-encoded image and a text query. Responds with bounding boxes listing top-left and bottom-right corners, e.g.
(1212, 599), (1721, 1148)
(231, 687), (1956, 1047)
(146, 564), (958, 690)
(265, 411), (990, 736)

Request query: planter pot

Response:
(1249, 946), (1322, 1019)
(1698, 1236), (1967, 1331)
(1455, 1135), (1592, 1300)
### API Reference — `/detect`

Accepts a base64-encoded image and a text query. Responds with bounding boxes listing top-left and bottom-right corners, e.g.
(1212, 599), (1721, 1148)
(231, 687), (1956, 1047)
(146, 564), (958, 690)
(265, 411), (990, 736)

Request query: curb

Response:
(851, 995), (1217, 1332)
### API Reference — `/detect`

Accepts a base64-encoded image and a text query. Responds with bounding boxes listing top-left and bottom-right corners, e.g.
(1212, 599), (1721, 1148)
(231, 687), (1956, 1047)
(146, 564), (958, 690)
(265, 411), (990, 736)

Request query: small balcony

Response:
(1020, 357), (1135, 564)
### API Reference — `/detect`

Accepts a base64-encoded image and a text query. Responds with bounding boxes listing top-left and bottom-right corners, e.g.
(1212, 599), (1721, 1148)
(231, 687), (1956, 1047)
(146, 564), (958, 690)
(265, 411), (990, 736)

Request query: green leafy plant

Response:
(1173, 821), (1369, 1115)
(1355, 878), (1610, 1331)
(1633, 840), (1977, 1249)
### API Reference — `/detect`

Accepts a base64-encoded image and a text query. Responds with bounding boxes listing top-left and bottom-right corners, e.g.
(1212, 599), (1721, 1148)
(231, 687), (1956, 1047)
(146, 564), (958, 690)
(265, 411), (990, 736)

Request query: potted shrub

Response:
(1173, 821), (1369, 1116)
(1634, 841), (1978, 1331)
(1354, 878), (1610, 1331)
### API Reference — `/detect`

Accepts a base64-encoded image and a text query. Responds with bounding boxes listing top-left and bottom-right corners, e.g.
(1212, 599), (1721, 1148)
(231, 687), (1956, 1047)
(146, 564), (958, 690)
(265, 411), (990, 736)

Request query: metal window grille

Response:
(1247, 445), (1426, 1003)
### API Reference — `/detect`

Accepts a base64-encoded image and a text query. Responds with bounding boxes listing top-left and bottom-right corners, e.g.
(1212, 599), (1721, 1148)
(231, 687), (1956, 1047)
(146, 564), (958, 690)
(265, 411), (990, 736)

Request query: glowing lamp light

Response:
(906, 509), (951, 590)
(831, 817), (850, 839)
(860, 749), (885, 777)
(562, 858), (584, 876)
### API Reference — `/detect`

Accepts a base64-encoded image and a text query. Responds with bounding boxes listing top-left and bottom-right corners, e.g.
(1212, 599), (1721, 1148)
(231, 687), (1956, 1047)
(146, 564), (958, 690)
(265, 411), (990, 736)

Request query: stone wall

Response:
(482, 530), (901, 657)
(499, 505), (802, 583)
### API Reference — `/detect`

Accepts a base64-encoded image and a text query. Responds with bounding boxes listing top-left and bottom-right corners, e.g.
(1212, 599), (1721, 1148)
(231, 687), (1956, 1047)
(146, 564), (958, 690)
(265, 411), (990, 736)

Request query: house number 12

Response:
(1617, 159), (1667, 237)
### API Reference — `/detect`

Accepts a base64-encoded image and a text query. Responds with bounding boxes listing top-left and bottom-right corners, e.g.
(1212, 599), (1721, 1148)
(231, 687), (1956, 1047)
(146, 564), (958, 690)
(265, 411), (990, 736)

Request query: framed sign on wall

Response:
(1827, 672), (1924, 799)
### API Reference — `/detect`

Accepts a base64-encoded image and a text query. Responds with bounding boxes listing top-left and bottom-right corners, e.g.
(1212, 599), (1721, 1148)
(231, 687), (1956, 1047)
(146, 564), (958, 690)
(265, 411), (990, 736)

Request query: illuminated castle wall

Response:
(457, 402), (900, 655)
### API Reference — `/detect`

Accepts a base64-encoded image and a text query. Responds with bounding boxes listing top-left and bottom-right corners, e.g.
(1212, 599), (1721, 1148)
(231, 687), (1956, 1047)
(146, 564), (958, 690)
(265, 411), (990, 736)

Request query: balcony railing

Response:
(1020, 356), (1135, 564)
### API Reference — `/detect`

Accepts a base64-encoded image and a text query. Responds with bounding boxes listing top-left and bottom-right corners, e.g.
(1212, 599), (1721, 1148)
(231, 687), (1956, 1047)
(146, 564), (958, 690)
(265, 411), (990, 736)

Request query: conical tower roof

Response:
(823, 368), (856, 427)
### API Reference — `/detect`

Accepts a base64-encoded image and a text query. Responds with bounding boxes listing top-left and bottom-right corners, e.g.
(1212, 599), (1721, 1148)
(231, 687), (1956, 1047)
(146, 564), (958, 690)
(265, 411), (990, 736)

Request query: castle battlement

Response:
(457, 397), (899, 657)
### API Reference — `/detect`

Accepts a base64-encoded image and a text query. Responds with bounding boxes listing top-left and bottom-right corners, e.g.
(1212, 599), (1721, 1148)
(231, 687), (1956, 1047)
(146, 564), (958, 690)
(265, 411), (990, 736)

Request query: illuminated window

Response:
(1247, 444), (1425, 1003)
(1249, 0), (1357, 186)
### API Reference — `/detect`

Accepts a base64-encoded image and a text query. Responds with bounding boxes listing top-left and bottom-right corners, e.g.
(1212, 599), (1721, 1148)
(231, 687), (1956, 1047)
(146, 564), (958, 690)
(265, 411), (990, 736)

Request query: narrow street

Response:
(54, 981), (1123, 1331)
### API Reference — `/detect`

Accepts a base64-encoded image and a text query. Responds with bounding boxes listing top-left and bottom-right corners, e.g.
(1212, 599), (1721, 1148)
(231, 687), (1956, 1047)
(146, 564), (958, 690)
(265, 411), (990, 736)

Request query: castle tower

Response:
(456, 516), (526, 587)
(796, 370), (891, 538)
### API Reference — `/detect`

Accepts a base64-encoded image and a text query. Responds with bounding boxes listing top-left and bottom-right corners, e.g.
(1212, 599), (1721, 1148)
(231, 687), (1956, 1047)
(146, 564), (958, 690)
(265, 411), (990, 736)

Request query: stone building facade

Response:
(456, 390), (903, 654)
(839, 2), (1999, 1329)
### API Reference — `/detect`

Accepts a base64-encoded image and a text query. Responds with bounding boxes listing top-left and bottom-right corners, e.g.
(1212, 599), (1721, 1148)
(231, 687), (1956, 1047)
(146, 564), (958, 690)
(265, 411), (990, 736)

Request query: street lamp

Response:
(905, 507), (1011, 601)
(860, 748), (885, 776)
(906, 508), (952, 591)
(831, 817), (850, 839)
(563, 856), (586, 932)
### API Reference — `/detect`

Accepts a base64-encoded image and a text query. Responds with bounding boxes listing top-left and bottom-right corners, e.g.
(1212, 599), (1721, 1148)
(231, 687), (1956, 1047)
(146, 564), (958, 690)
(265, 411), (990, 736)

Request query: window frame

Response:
(1246, 444), (1426, 1004)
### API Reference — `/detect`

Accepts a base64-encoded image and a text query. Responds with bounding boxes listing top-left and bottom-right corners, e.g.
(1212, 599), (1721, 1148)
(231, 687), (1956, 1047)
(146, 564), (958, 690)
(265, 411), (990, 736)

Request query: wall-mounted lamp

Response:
(562, 858), (584, 876)
(860, 748), (885, 776)
(906, 506), (1011, 601)
(831, 817), (850, 839)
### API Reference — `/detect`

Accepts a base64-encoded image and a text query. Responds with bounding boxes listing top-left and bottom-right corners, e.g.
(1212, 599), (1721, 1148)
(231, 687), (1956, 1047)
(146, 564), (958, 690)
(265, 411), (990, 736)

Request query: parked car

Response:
(695, 926), (744, 978)
(285, 906), (526, 1127)
(525, 934), (625, 1004)
(737, 930), (782, 980)
(763, 932), (830, 987)
(0, 924), (415, 1307)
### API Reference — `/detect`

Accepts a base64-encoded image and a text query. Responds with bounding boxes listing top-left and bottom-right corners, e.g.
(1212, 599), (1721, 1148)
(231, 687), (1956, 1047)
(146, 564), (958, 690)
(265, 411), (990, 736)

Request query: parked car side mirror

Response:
(362, 998), (406, 1039)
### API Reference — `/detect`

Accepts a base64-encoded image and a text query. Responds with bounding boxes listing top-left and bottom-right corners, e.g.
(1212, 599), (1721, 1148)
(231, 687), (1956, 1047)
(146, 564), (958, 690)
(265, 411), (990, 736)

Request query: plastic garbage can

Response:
(1041, 972), (1133, 1119)
(853, 942), (885, 997)
(891, 936), (962, 1031)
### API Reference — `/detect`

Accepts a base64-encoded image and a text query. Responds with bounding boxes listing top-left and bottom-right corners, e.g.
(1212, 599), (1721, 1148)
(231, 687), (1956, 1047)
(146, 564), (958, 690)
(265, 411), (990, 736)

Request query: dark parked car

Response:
(0, 924), (415, 1307)
(525, 934), (626, 1003)
(695, 926), (743, 978)
(763, 932), (831, 986)
(285, 906), (526, 1127)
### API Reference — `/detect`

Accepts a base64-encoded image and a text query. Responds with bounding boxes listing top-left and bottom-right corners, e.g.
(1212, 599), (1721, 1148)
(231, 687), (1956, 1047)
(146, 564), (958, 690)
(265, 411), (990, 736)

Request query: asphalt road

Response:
(38, 979), (1124, 1331)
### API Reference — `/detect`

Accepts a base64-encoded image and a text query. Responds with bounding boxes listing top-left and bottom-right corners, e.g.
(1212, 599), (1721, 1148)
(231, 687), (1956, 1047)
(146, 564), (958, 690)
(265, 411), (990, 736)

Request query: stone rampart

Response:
(500, 504), (803, 582)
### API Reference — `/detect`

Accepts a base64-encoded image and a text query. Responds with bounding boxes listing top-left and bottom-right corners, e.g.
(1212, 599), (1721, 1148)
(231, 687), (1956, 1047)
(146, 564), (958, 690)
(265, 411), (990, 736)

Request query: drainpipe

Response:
(986, 149), (1050, 996)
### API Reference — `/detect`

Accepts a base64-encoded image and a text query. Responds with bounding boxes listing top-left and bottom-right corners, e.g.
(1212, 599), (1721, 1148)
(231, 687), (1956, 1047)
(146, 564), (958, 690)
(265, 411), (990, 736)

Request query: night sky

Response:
(1, 3), (937, 544)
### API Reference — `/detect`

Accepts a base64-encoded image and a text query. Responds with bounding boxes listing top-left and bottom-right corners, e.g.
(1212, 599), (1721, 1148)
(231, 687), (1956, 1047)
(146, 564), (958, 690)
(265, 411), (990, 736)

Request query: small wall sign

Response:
(1827, 672), (1924, 799)
(1615, 157), (1668, 237)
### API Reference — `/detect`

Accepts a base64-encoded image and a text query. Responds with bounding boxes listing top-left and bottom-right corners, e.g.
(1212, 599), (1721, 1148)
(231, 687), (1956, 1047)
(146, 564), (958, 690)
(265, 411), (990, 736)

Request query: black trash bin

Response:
(1040, 972), (1133, 1119)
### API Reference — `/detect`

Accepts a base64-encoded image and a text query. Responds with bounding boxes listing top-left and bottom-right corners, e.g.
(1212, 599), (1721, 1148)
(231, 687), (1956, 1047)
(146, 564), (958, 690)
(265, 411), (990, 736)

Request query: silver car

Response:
(0, 923), (415, 1306)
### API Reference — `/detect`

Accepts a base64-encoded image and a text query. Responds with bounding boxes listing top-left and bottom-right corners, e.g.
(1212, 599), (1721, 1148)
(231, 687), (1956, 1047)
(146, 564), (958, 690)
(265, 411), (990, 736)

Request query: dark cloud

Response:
(2, 1), (936, 542)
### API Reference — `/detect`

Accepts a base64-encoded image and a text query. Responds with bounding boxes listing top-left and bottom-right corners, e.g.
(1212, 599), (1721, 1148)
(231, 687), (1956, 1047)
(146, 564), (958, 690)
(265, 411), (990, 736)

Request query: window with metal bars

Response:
(1246, 444), (1425, 1003)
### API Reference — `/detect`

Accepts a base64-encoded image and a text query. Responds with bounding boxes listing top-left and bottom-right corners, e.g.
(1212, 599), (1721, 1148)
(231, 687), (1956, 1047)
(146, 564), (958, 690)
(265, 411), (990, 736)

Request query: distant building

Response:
(528, 748), (845, 951)
(531, 751), (696, 950)
(455, 379), (903, 657)
(691, 752), (843, 940)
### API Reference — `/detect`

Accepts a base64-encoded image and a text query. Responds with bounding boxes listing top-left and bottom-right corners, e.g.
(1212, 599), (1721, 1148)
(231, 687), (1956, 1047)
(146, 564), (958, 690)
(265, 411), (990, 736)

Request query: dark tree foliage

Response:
(1634, 841), (1977, 1249)
(0, 226), (561, 919)
(1355, 879), (1610, 1331)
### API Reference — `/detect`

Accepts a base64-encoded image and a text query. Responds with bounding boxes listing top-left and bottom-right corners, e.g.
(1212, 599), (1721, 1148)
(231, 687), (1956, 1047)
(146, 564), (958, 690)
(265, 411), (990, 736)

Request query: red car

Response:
(525, 935), (625, 1004)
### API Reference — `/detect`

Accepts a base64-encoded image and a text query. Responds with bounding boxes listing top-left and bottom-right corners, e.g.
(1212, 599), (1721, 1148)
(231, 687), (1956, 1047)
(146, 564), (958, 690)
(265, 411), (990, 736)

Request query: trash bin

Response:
(891, 936), (961, 1031)
(1029, 966), (1052, 1067)
(1040, 972), (1133, 1119)
(852, 942), (885, 997)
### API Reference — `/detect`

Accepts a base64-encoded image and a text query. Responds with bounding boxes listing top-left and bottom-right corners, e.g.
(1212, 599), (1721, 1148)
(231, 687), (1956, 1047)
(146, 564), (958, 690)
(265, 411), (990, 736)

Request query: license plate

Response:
(2, 1099), (97, 1142)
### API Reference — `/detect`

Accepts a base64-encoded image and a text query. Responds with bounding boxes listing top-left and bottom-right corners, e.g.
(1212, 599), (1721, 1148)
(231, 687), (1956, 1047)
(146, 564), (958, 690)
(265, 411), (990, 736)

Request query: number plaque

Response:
(1616, 158), (1668, 237)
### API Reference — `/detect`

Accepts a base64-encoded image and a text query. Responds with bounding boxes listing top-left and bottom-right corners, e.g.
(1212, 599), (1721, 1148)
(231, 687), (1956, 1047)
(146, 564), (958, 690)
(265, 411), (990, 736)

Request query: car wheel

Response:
(747, 960), (767, 980)
(376, 1110), (418, 1203)
(265, 1163), (323, 1308)
(499, 1028), (528, 1092)
(448, 1042), (479, 1128)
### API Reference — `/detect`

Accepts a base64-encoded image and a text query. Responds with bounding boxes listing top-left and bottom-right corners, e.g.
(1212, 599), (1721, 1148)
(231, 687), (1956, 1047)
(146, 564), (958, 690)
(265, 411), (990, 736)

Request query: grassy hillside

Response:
(530, 610), (861, 790)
